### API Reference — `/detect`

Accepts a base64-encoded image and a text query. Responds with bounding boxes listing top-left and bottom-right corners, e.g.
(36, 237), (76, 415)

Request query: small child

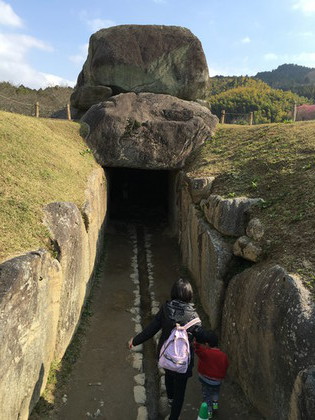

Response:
(194, 331), (229, 418)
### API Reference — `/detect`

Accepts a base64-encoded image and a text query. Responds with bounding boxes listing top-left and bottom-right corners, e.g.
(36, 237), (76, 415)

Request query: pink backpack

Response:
(158, 317), (201, 374)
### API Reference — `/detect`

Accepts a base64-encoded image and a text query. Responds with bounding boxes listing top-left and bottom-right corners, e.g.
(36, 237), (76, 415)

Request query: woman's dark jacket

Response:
(132, 299), (204, 376)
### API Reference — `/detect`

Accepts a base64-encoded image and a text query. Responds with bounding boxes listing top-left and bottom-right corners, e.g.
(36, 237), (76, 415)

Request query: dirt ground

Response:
(31, 222), (264, 420)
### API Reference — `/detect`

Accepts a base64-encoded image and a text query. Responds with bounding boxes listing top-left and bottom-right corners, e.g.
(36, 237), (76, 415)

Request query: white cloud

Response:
(292, 0), (315, 13)
(264, 53), (278, 61)
(297, 31), (314, 38)
(38, 72), (75, 88)
(69, 43), (89, 65)
(241, 37), (251, 44)
(0, 1), (23, 27)
(0, 33), (52, 61)
(86, 18), (116, 32)
(0, 3), (73, 88)
(79, 11), (116, 32)
(0, 59), (74, 88)
(0, 33), (73, 88)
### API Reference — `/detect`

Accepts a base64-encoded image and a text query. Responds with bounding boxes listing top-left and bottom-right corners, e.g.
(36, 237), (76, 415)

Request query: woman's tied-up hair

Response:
(171, 278), (193, 303)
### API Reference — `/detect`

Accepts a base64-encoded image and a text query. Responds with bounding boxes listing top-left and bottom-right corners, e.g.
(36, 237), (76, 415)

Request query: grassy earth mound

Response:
(0, 111), (98, 263)
(186, 121), (315, 293)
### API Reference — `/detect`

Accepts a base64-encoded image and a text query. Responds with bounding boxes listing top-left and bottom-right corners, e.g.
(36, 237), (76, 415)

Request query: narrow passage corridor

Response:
(38, 222), (263, 420)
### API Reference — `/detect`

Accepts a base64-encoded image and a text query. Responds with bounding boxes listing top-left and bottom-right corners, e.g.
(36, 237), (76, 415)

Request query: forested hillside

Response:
(255, 64), (315, 100)
(0, 82), (73, 118)
(207, 76), (262, 96)
(206, 77), (311, 124)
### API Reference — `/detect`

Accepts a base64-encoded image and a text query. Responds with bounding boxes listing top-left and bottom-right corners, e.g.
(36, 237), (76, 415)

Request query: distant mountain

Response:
(255, 64), (315, 100)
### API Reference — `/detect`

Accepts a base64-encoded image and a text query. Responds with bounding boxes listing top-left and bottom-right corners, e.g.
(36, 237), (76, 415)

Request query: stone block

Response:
(187, 175), (215, 203)
(70, 85), (112, 110)
(246, 218), (264, 241)
(221, 265), (315, 419)
(43, 202), (89, 359)
(200, 195), (262, 237)
(233, 236), (263, 262)
(0, 251), (62, 420)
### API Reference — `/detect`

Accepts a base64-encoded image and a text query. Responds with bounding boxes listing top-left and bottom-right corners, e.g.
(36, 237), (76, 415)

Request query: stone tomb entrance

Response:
(105, 167), (175, 224)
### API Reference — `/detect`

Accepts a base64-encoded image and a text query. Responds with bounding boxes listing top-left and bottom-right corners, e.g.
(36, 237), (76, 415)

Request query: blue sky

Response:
(1, 0), (315, 88)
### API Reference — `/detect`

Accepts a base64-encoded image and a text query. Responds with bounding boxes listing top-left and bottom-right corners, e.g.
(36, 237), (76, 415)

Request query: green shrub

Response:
(207, 80), (311, 124)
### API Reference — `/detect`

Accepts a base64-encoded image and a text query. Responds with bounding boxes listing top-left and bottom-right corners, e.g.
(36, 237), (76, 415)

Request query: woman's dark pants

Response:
(165, 370), (189, 420)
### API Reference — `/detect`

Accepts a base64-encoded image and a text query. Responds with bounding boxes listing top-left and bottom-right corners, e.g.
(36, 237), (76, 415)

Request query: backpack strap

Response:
(180, 317), (201, 331)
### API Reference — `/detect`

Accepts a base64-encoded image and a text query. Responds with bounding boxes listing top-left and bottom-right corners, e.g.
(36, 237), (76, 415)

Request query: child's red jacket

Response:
(194, 343), (229, 381)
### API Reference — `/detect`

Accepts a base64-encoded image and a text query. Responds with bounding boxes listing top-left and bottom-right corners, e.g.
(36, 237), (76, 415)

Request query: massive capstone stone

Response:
(81, 92), (218, 169)
(71, 24), (209, 109)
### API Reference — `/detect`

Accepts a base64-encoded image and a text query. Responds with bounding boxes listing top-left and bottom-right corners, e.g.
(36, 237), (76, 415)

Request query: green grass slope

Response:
(0, 111), (99, 263)
(186, 122), (315, 292)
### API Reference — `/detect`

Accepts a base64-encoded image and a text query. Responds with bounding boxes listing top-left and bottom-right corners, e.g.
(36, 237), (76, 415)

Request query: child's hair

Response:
(199, 330), (218, 347)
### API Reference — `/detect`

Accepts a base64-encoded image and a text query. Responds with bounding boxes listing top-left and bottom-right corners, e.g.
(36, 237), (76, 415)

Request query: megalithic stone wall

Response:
(0, 250), (62, 420)
(44, 201), (89, 359)
(221, 265), (315, 419)
(176, 172), (247, 330)
(176, 171), (315, 419)
(0, 167), (107, 420)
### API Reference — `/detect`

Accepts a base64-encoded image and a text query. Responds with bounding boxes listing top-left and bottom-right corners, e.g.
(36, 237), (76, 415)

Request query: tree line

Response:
(207, 76), (313, 124)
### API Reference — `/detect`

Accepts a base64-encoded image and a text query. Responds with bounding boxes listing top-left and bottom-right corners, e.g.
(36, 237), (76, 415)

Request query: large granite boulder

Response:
(43, 202), (89, 358)
(82, 92), (218, 169)
(0, 250), (62, 420)
(222, 264), (315, 419)
(71, 25), (209, 109)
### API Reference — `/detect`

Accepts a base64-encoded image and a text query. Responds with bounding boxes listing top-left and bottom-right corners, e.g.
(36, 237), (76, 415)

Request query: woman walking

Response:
(129, 278), (216, 420)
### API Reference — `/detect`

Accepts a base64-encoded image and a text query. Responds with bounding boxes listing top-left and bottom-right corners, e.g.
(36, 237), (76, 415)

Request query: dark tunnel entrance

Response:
(105, 167), (175, 225)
